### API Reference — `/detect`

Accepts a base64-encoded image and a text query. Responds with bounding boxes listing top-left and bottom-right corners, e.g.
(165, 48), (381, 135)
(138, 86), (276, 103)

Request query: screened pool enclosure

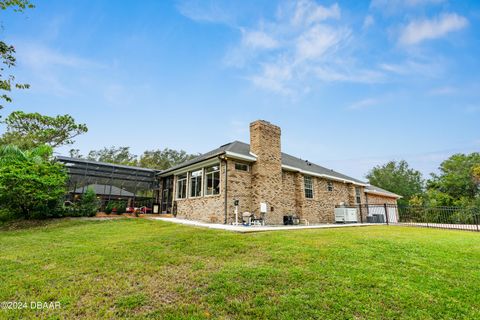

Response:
(56, 156), (160, 212)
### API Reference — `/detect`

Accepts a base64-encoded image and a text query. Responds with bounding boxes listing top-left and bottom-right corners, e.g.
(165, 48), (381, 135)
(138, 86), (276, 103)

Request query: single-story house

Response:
(157, 120), (401, 224)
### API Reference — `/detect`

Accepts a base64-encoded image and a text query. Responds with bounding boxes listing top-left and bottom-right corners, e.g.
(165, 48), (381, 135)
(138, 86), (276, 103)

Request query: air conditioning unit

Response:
(334, 207), (358, 223)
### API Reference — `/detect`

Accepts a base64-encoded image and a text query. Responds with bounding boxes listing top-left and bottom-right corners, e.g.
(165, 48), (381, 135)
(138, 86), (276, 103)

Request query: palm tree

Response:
(0, 144), (53, 164)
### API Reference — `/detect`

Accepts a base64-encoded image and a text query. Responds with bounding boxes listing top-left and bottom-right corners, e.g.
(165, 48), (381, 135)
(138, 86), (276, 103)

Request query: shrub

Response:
(109, 200), (127, 214)
(0, 208), (16, 223)
(104, 202), (114, 215)
(79, 187), (100, 217)
(0, 145), (67, 220)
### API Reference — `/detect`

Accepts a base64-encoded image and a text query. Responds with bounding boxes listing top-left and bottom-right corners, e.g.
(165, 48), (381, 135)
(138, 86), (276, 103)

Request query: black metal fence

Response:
(355, 204), (480, 232)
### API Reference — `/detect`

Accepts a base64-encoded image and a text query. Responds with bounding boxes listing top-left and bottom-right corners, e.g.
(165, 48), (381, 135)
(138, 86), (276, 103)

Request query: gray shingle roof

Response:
(160, 141), (366, 185)
(159, 141), (250, 175)
(281, 152), (366, 184)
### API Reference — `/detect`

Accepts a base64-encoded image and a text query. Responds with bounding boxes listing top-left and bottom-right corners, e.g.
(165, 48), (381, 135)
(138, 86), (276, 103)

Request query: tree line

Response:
(366, 156), (480, 208)
(69, 146), (197, 170)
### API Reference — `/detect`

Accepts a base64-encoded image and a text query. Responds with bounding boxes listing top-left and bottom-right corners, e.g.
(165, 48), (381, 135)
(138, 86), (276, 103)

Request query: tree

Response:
(0, 144), (67, 219)
(366, 160), (424, 206)
(87, 146), (137, 166)
(472, 165), (480, 184)
(78, 187), (99, 217)
(427, 153), (480, 206)
(69, 148), (83, 158)
(0, 111), (88, 149)
(0, 0), (34, 116)
(138, 148), (197, 170)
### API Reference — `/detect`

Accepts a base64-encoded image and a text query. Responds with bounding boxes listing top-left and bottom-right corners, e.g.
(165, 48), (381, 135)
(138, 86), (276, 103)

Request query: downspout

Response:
(220, 155), (228, 224)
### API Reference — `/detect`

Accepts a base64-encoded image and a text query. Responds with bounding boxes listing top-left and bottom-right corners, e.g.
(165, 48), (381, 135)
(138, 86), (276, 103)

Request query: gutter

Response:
(225, 151), (256, 162)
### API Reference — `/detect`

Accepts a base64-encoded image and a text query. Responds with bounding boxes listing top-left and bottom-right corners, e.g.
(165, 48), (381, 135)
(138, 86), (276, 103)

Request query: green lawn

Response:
(0, 219), (479, 319)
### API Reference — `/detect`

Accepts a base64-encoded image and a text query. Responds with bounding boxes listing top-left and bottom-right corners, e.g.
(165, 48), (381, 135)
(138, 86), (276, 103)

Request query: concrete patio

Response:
(150, 217), (383, 233)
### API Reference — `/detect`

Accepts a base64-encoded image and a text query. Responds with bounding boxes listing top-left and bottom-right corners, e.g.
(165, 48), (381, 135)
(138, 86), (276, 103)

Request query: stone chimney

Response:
(249, 120), (283, 224)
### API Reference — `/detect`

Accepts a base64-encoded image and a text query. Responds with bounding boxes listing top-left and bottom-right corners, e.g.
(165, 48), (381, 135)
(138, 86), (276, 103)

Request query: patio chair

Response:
(242, 212), (253, 225)
(251, 214), (265, 226)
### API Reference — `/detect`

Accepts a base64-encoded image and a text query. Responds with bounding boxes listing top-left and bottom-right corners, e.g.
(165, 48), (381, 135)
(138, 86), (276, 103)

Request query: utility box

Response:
(260, 202), (267, 213)
(334, 207), (358, 223)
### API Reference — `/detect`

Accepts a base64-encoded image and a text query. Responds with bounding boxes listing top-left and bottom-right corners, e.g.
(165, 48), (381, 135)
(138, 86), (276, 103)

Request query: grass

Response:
(0, 219), (479, 319)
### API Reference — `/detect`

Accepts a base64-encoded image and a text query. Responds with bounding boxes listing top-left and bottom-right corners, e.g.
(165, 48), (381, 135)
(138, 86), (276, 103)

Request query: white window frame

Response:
(304, 176), (314, 199)
(189, 169), (203, 198)
(176, 173), (188, 200)
(235, 162), (249, 172)
(204, 164), (220, 196)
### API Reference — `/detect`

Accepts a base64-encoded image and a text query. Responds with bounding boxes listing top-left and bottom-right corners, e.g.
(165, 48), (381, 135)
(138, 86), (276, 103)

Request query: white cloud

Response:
(315, 66), (384, 83)
(17, 43), (98, 71)
(399, 13), (468, 45)
(295, 25), (346, 60)
(363, 15), (375, 29)
(215, 1), (383, 94)
(370, 0), (445, 12)
(379, 58), (444, 77)
(14, 42), (103, 96)
(347, 98), (380, 110)
(290, 1), (340, 26)
(242, 30), (279, 49)
(176, 0), (234, 25)
(250, 60), (294, 95)
(428, 86), (457, 95)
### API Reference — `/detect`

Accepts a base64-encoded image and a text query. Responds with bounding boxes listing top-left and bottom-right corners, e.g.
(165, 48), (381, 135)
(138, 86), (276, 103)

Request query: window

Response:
(327, 181), (334, 192)
(355, 187), (362, 204)
(205, 165), (220, 196)
(304, 176), (314, 199)
(189, 169), (203, 197)
(235, 162), (249, 172)
(176, 173), (187, 199)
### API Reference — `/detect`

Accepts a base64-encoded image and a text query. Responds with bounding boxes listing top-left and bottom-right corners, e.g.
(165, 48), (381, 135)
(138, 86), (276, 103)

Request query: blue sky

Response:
(1, 0), (479, 180)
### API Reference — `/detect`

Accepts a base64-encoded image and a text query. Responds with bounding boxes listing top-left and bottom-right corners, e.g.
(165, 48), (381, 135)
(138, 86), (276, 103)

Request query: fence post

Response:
(384, 203), (389, 225)
(425, 207), (429, 228)
(475, 209), (479, 232)
(359, 204), (363, 224)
